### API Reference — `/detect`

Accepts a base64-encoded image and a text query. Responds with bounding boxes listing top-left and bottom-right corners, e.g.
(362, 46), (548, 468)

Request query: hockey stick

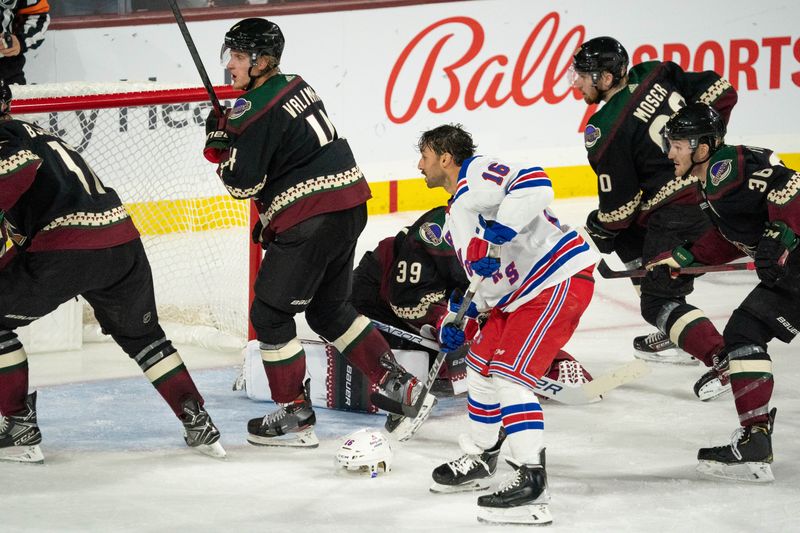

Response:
(532, 359), (650, 404)
(597, 258), (756, 279)
(371, 276), (482, 418)
(371, 320), (439, 351)
(167, 0), (222, 115)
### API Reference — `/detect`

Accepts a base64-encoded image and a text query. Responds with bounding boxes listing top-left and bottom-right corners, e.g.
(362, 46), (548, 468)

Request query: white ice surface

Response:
(2, 198), (798, 532)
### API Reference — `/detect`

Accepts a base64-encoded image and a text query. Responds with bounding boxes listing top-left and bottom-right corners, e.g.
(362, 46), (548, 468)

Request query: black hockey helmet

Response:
(662, 103), (726, 155)
(572, 36), (628, 85)
(0, 78), (11, 115)
(222, 18), (285, 66)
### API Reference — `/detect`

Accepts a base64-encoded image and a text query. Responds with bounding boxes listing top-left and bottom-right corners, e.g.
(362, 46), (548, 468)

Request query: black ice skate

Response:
(693, 355), (731, 401)
(476, 456), (552, 525)
(430, 429), (506, 493)
(633, 330), (697, 365)
(376, 354), (436, 442)
(247, 378), (318, 448)
(180, 397), (226, 459)
(697, 408), (776, 483)
(0, 391), (44, 464)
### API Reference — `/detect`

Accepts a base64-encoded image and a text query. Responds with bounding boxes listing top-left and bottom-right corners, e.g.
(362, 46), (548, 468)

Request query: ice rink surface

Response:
(2, 198), (798, 532)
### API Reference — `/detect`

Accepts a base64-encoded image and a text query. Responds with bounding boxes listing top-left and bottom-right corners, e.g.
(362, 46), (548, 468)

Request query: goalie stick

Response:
(167, 0), (223, 115)
(371, 320), (439, 351)
(371, 276), (482, 418)
(597, 258), (755, 279)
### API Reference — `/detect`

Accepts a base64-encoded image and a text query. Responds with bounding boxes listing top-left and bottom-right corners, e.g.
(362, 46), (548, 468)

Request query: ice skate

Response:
(180, 397), (226, 459)
(697, 408), (776, 483)
(247, 378), (319, 448)
(476, 457), (552, 526)
(0, 392), (44, 464)
(431, 430), (505, 493)
(633, 330), (697, 364)
(378, 355), (436, 442)
(693, 357), (731, 401)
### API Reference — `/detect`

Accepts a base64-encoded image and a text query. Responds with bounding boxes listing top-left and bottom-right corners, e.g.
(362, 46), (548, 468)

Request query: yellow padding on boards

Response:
(124, 195), (249, 235)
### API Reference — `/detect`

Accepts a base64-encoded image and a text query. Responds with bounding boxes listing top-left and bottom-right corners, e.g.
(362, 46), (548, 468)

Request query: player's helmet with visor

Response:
(221, 18), (285, 67)
(662, 103), (726, 155)
(571, 36), (629, 86)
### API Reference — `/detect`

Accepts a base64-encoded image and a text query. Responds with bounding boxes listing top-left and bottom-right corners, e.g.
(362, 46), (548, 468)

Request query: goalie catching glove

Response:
(437, 289), (480, 352)
(467, 214), (516, 277)
(203, 106), (231, 164)
(755, 220), (798, 286)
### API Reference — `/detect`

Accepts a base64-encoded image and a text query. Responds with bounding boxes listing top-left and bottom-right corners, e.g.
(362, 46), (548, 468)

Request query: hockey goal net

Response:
(12, 82), (257, 350)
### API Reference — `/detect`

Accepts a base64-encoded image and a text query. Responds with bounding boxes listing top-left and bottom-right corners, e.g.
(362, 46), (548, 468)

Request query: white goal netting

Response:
(12, 82), (252, 349)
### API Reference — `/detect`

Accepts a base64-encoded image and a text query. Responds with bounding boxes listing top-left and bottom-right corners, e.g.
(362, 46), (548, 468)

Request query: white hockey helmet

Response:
(336, 428), (393, 477)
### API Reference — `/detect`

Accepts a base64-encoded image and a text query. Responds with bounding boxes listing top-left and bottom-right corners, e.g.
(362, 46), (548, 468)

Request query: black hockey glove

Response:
(755, 221), (798, 286)
(251, 219), (268, 250)
(203, 106), (231, 164)
(584, 209), (618, 254)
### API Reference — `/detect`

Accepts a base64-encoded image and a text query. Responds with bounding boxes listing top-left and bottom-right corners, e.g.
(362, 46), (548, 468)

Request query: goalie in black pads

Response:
(0, 79), (224, 463)
(651, 103), (800, 482)
(204, 18), (431, 446)
(570, 36), (737, 370)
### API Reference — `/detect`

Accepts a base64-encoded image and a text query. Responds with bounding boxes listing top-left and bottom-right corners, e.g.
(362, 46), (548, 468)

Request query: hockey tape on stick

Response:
(371, 276), (483, 418)
(597, 259), (756, 279)
(167, 0), (223, 115)
(370, 320), (439, 351)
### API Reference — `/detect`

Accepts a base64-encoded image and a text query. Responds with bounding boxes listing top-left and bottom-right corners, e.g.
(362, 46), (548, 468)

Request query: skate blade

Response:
(0, 444), (44, 464)
(696, 459), (774, 483)
(696, 381), (732, 402)
(634, 348), (698, 365)
(193, 441), (227, 459)
(390, 394), (437, 442)
(477, 503), (553, 525)
(430, 478), (492, 494)
(247, 427), (319, 448)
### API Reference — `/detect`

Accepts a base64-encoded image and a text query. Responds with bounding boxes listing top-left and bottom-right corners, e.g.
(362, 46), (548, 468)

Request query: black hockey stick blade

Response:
(597, 259), (756, 279)
(167, 0), (222, 115)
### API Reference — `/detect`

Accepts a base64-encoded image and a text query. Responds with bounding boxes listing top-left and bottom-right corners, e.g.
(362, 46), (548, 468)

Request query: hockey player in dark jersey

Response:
(569, 36), (737, 375)
(352, 205), (594, 394)
(0, 80), (224, 463)
(204, 18), (431, 446)
(649, 103), (799, 482)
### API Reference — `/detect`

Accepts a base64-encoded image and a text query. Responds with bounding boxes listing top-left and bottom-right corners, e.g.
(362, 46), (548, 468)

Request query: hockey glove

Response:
(203, 106), (231, 164)
(437, 289), (480, 353)
(645, 246), (695, 279)
(584, 209), (618, 254)
(467, 215), (513, 277)
(755, 221), (798, 286)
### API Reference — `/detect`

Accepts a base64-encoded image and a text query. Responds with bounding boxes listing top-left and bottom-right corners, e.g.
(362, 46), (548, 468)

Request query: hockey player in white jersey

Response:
(417, 125), (598, 525)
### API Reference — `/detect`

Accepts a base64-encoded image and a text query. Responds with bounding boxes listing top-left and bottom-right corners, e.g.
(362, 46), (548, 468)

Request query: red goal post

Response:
(11, 82), (261, 350)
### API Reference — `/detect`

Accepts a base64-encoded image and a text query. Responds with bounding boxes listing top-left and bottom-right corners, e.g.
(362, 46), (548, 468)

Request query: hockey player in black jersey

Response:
(649, 103), (799, 482)
(570, 36), (737, 374)
(0, 79), (224, 463)
(205, 18), (431, 446)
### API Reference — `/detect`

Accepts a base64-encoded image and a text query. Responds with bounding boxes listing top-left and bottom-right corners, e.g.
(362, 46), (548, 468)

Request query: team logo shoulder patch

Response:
(419, 222), (443, 246)
(584, 124), (601, 148)
(710, 159), (733, 186)
(229, 98), (252, 120)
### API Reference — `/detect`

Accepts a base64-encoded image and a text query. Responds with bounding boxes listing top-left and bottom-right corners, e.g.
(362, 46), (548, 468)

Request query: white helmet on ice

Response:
(336, 428), (393, 477)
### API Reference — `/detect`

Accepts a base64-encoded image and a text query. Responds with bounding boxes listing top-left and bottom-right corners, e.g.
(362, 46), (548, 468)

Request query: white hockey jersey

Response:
(444, 156), (598, 313)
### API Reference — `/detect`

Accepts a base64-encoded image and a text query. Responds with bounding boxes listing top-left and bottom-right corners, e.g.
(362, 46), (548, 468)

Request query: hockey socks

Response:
(259, 338), (307, 403)
(0, 331), (29, 416)
(133, 338), (203, 417)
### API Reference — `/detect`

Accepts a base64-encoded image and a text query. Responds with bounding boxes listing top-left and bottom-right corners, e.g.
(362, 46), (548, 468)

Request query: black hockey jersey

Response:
(361, 206), (467, 328)
(218, 74), (371, 238)
(585, 61), (737, 230)
(689, 145), (800, 264)
(0, 118), (139, 255)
